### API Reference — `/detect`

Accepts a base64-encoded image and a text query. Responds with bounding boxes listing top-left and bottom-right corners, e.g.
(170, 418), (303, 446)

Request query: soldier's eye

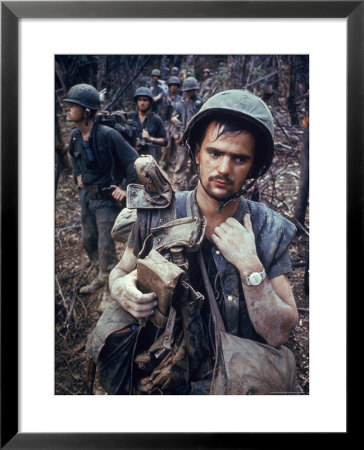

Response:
(208, 149), (220, 158)
(234, 156), (249, 164)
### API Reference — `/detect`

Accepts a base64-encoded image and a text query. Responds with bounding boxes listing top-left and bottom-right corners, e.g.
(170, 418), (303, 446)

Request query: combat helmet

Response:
(183, 89), (274, 180)
(134, 87), (154, 102)
(151, 68), (161, 77)
(167, 76), (181, 86)
(182, 77), (200, 92)
(170, 67), (179, 75)
(63, 83), (100, 110)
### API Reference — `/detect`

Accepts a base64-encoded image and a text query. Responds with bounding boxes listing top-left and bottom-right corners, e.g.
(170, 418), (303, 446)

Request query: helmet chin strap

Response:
(85, 108), (91, 126)
(215, 178), (257, 213)
(188, 142), (258, 213)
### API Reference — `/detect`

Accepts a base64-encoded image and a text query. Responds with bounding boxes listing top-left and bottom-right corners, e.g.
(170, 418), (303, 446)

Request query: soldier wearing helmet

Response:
(128, 87), (167, 163)
(169, 67), (182, 85)
(86, 89), (299, 395)
(63, 84), (139, 307)
(168, 77), (203, 190)
(199, 68), (214, 100)
(166, 76), (181, 103)
(158, 76), (184, 170)
(146, 68), (165, 115)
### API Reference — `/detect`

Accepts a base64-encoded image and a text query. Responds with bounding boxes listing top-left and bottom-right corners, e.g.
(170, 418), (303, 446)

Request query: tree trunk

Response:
(96, 55), (107, 91)
(288, 56), (299, 125)
(294, 125), (309, 228)
(55, 117), (71, 191)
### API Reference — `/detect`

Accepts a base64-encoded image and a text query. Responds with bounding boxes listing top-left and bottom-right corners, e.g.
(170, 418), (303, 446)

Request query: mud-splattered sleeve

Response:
(249, 201), (297, 280)
(264, 217), (297, 279)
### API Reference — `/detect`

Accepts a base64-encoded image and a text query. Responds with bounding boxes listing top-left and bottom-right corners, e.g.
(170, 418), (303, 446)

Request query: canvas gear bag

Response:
(196, 249), (297, 395)
(130, 214), (208, 394)
(94, 110), (137, 147)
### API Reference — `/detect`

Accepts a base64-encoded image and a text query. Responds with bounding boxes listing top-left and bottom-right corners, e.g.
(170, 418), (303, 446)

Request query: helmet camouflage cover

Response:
(183, 89), (274, 179)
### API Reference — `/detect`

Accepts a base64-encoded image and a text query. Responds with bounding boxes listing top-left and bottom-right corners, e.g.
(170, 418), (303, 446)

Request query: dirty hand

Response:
(112, 269), (158, 319)
(110, 186), (126, 202)
(210, 214), (262, 276)
(171, 116), (181, 127)
(76, 174), (84, 188)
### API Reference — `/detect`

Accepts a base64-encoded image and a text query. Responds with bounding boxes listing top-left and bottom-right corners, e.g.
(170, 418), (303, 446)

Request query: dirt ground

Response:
(55, 109), (309, 396)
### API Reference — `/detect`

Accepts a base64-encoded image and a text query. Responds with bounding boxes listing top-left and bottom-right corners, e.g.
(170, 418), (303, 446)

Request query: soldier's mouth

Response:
(211, 177), (233, 187)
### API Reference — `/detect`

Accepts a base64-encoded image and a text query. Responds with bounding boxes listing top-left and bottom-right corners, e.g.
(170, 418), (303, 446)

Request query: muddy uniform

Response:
(147, 80), (164, 115)
(199, 76), (213, 100)
(169, 95), (203, 190)
(86, 189), (296, 394)
(128, 110), (168, 163)
(158, 93), (183, 169)
(69, 124), (139, 275)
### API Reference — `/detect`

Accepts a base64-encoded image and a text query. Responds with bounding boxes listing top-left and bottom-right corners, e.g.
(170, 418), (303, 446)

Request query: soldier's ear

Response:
(195, 144), (201, 164)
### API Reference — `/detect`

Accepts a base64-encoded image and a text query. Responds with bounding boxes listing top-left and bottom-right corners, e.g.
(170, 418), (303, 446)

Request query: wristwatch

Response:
(244, 268), (266, 286)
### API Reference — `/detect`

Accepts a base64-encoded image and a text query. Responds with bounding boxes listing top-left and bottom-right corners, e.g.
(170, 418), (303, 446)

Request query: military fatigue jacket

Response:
(172, 95), (204, 130)
(69, 123), (139, 187)
(128, 111), (168, 146)
(199, 77), (213, 99)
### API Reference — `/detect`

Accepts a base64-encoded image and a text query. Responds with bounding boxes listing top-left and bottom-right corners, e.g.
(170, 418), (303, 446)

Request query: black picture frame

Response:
(1, 1), (358, 448)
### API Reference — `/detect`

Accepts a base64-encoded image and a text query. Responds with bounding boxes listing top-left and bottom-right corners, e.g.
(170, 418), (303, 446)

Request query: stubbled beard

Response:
(203, 175), (236, 202)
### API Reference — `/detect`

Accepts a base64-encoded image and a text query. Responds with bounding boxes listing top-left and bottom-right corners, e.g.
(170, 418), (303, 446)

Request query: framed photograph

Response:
(2, 1), (358, 447)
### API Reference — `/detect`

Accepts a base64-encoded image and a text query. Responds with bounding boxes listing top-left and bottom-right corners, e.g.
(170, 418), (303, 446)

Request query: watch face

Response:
(248, 272), (262, 286)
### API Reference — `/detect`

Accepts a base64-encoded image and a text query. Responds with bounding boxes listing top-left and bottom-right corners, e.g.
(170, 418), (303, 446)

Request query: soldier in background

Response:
(168, 76), (203, 190)
(199, 68), (214, 100)
(63, 84), (139, 307)
(170, 66), (181, 85)
(159, 76), (183, 170)
(147, 68), (165, 115)
(129, 87), (168, 163)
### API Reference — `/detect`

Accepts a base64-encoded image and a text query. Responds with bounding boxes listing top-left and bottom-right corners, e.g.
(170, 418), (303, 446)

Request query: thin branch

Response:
(56, 275), (68, 311)
(245, 69), (280, 88)
(104, 55), (153, 110)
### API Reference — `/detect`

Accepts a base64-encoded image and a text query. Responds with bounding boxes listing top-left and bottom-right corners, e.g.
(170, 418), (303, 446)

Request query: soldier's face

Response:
(185, 90), (196, 99)
(64, 103), (85, 123)
(137, 96), (151, 112)
(169, 84), (179, 94)
(195, 121), (255, 201)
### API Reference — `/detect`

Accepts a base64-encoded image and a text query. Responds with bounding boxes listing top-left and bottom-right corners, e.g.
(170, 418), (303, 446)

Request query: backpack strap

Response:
(175, 191), (189, 219)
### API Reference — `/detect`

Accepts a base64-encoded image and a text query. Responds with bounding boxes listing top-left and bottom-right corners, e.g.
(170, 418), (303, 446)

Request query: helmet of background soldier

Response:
(63, 84), (101, 110)
(151, 69), (161, 77)
(182, 77), (200, 92)
(203, 68), (211, 74)
(134, 87), (154, 102)
(170, 67), (179, 75)
(167, 76), (181, 86)
(182, 89), (274, 179)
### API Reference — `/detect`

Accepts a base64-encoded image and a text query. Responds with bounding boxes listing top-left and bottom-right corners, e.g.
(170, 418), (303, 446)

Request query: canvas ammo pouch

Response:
(110, 154), (174, 243)
(137, 249), (185, 329)
(196, 250), (297, 395)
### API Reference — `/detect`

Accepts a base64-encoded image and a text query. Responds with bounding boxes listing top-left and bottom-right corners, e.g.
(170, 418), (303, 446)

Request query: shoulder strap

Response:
(175, 190), (196, 219)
